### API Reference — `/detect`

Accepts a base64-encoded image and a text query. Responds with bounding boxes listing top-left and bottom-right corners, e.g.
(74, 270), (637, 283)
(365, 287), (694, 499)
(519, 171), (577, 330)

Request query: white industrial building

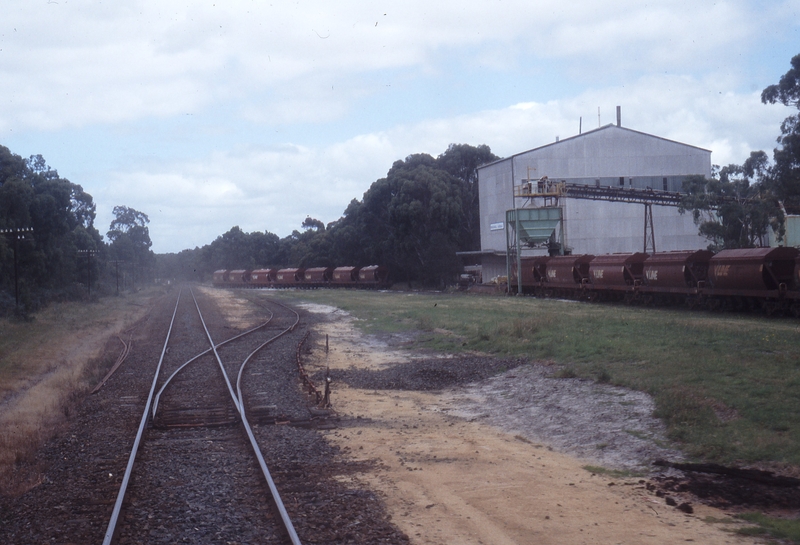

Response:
(476, 115), (713, 282)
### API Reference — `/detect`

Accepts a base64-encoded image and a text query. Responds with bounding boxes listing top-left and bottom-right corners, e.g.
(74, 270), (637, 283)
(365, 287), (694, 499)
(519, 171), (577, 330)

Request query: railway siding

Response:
(0, 288), (409, 544)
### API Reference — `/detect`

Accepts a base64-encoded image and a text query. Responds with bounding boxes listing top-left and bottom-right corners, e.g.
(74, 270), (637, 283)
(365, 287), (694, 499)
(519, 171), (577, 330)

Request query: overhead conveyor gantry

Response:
(505, 178), (729, 294)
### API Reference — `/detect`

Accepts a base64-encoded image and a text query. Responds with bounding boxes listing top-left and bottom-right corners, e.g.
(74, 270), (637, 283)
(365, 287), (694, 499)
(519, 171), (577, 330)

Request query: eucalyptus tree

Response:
(107, 205), (155, 284)
(0, 147), (102, 310)
(679, 152), (783, 251)
(762, 53), (800, 214)
(436, 143), (499, 251)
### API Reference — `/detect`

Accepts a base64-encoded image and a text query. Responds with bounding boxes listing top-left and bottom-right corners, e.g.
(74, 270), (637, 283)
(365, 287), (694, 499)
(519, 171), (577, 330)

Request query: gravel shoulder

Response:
(300, 302), (759, 545)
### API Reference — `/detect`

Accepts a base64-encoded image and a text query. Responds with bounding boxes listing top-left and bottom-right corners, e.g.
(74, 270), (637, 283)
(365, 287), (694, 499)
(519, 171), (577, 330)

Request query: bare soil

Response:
(298, 302), (761, 545)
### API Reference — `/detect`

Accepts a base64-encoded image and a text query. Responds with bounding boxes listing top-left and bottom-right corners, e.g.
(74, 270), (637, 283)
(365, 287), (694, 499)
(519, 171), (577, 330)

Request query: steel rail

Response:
(191, 292), (302, 544)
(91, 335), (131, 394)
(234, 298), (302, 545)
(151, 311), (274, 419)
(102, 289), (183, 545)
(189, 288), (242, 414)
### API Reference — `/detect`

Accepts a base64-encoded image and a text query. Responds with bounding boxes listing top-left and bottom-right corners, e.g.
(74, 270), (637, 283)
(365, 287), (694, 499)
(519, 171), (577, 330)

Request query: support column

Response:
(644, 203), (656, 253)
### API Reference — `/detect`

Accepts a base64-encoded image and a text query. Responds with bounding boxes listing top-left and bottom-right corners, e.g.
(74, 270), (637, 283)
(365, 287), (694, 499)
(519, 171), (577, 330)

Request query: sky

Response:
(2, 0), (799, 254)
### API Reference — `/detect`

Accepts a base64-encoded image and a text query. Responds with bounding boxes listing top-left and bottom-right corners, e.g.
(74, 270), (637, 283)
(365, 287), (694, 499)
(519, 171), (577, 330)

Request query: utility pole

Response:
(1, 227), (34, 314)
(78, 249), (98, 297)
(109, 260), (124, 295)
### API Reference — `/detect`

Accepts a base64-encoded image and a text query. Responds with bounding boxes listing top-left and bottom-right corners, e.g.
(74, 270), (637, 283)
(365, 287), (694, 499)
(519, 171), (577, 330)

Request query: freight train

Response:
(509, 247), (800, 316)
(212, 265), (390, 289)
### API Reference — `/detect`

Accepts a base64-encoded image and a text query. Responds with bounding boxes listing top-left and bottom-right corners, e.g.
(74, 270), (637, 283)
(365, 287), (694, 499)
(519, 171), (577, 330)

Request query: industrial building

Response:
(476, 111), (713, 282)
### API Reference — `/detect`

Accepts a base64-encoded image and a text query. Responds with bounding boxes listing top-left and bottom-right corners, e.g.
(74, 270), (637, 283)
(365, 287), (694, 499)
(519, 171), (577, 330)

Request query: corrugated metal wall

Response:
(478, 124), (713, 259)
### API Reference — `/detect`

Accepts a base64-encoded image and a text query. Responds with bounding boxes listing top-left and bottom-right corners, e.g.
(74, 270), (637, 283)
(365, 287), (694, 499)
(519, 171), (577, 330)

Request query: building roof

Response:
(477, 124), (712, 171)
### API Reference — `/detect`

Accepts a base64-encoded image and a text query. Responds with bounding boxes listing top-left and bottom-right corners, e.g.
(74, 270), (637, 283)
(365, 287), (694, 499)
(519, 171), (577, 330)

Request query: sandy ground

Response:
(298, 302), (758, 545)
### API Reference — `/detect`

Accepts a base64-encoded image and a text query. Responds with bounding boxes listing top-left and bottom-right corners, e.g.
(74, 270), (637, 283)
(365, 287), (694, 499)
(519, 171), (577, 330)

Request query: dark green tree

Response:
(349, 154), (465, 284)
(301, 216), (325, 232)
(0, 147), (103, 310)
(761, 53), (800, 213)
(162, 226), (285, 280)
(251, 231), (281, 268)
(327, 201), (371, 266)
(202, 226), (256, 271)
(107, 205), (154, 284)
(153, 143), (497, 287)
(679, 152), (784, 251)
(436, 144), (499, 251)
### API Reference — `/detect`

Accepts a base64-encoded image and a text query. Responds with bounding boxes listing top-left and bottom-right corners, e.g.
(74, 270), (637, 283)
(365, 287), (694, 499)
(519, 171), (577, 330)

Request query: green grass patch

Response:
(266, 289), (800, 467)
(735, 513), (800, 543)
(581, 465), (645, 479)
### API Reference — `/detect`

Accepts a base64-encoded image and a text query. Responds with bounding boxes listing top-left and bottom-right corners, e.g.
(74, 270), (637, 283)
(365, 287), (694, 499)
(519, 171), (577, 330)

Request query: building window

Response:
(619, 176), (625, 186)
(663, 177), (668, 191)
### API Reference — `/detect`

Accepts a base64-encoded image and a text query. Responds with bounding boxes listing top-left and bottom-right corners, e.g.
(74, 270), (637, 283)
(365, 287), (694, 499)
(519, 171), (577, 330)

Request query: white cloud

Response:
(2, 0), (793, 131)
(3, 0), (797, 253)
(92, 71), (791, 253)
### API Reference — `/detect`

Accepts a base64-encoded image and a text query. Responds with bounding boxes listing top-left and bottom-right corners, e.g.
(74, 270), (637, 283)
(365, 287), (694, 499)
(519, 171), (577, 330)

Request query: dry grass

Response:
(0, 290), (158, 496)
(0, 358), (89, 492)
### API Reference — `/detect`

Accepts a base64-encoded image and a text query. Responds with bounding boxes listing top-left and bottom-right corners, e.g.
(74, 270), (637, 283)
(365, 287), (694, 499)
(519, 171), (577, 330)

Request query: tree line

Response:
(5, 52), (799, 313)
(157, 144), (498, 286)
(0, 146), (154, 315)
(0, 141), (497, 315)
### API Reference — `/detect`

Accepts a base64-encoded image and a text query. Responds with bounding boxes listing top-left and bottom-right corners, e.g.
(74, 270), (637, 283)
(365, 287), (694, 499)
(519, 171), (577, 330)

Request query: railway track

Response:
(1, 286), (409, 544)
(103, 287), (302, 544)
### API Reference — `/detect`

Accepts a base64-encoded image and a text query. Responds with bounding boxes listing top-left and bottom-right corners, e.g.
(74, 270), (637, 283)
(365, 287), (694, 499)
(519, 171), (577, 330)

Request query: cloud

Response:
(92, 71), (790, 253)
(4, 0), (797, 253)
(96, 140), (391, 252)
(2, 0), (793, 131)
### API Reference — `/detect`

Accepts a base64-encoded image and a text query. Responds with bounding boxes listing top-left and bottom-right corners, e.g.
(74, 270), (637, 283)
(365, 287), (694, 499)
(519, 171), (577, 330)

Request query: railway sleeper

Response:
(154, 406), (239, 429)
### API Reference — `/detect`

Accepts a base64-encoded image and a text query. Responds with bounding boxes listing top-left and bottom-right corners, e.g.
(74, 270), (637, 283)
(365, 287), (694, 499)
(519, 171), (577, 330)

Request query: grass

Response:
(0, 288), (159, 495)
(735, 513), (800, 543)
(581, 464), (645, 479)
(267, 288), (800, 467)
